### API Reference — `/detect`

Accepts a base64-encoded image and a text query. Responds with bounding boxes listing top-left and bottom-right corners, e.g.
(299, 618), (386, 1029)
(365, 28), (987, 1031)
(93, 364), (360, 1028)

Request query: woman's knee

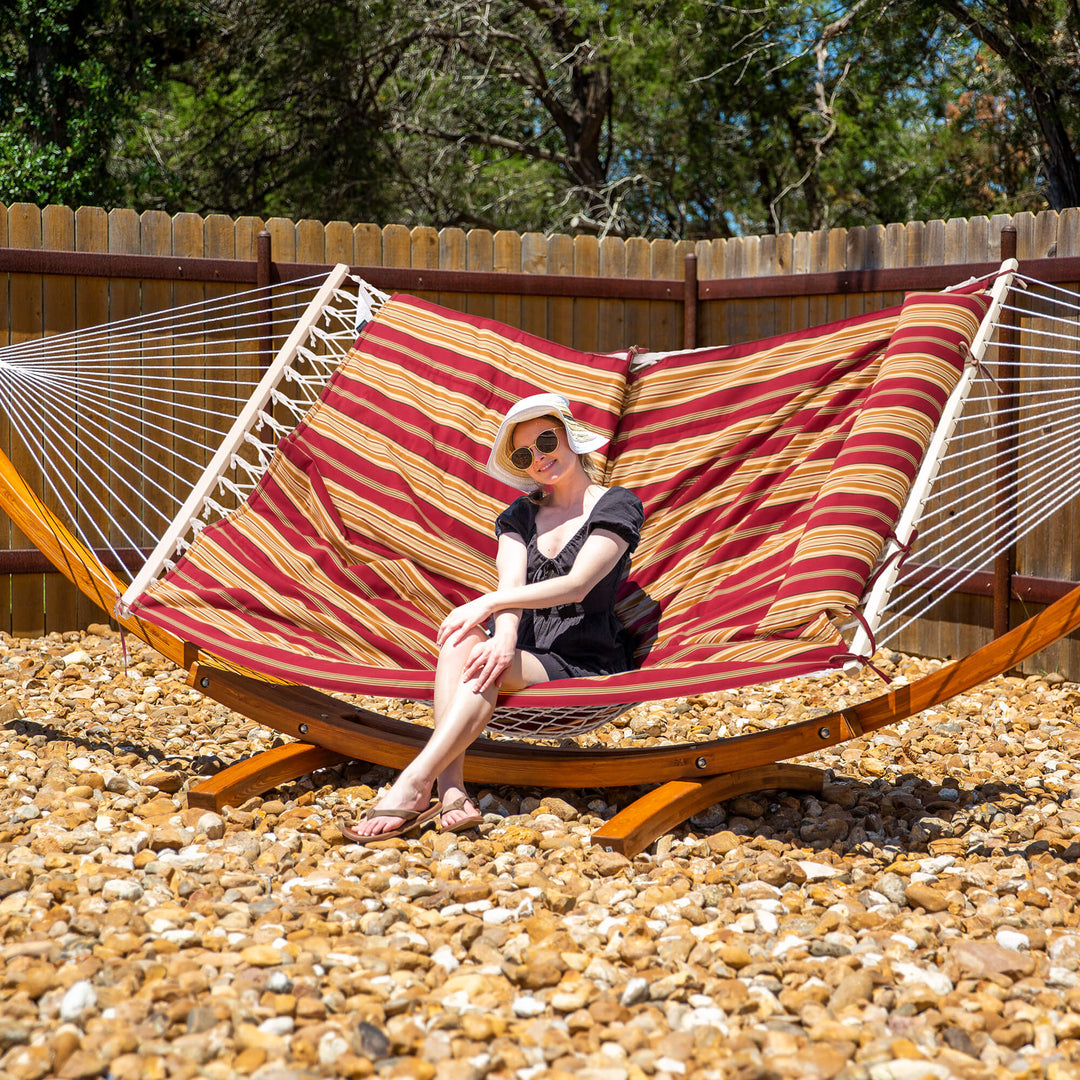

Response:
(436, 628), (487, 677)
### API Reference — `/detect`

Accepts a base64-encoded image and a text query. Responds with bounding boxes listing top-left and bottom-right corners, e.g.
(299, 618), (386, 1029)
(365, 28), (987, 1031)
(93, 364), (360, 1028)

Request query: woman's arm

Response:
(458, 533), (526, 691)
(490, 533), (526, 647)
(439, 528), (629, 647)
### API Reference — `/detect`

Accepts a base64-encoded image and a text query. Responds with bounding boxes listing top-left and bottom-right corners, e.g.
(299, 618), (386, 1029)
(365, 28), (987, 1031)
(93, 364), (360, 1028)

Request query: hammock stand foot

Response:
(187, 743), (351, 812)
(591, 764), (826, 858)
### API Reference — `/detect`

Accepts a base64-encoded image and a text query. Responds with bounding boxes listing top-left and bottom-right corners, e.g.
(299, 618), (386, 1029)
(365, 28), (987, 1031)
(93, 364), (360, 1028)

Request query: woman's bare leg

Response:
(351, 629), (545, 838)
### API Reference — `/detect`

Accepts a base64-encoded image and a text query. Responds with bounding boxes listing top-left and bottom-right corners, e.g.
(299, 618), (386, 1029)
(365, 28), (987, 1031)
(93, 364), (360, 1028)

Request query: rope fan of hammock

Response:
(3, 259), (1080, 763)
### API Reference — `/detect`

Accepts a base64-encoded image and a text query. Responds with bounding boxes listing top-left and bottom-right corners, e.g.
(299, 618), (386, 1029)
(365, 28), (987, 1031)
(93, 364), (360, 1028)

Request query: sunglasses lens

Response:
(509, 429), (559, 472)
(535, 430), (559, 453)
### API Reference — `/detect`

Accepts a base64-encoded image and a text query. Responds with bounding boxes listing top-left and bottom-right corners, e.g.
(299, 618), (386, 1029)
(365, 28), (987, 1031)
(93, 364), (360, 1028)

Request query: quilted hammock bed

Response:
(128, 287), (991, 711)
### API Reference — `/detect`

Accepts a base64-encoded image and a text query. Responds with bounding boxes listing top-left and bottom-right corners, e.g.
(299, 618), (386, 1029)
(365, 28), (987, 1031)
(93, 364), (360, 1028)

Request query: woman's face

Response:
(511, 417), (576, 486)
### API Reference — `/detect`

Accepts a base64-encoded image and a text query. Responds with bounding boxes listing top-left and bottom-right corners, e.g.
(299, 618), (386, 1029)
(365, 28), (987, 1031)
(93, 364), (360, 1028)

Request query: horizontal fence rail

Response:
(6, 244), (1080, 299)
(2, 201), (1080, 679)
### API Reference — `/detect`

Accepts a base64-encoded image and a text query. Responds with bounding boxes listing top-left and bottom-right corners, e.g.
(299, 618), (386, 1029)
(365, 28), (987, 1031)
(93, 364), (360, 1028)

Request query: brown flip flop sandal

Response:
(438, 796), (484, 833)
(342, 800), (442, 844)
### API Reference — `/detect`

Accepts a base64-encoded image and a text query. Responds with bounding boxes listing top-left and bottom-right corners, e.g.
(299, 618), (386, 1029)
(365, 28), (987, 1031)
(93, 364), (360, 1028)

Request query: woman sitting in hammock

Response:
(344, 393), (644, 842)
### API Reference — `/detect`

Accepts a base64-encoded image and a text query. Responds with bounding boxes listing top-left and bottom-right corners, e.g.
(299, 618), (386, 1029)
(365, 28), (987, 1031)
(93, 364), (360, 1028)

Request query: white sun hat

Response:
(486, 392), (609, 490)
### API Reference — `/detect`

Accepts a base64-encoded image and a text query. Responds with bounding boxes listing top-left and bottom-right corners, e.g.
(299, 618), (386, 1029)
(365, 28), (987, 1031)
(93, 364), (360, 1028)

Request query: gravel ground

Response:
(2, 626), (1080, 1080)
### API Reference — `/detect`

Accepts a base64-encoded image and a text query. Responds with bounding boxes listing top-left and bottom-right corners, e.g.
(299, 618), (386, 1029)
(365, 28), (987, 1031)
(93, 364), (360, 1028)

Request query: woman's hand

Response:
(437, 595), (497, 647)
(461, 635), (515, 693)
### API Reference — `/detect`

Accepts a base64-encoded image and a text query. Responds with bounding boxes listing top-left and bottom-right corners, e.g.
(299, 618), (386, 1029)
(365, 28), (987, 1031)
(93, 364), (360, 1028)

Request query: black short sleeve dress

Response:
(494, 485), (645, 681)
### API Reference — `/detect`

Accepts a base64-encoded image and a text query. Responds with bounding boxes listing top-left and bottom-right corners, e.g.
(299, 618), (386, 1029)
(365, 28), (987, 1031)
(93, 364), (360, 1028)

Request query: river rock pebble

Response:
(3, 630), (1080, 1078)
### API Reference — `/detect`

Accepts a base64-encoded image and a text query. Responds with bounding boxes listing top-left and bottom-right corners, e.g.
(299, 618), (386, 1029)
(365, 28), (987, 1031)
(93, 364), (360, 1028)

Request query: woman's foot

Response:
(345, 777), (438, 841)
(437, 785), (483, 832)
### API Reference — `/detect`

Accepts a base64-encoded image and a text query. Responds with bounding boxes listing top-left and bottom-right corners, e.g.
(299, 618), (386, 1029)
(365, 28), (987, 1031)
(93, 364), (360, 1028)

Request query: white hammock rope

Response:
(0, 269), (386, 592)
(871, 269), (1080, 647)
(0, 272), (331, 363)
(2, 262), (1078, 673)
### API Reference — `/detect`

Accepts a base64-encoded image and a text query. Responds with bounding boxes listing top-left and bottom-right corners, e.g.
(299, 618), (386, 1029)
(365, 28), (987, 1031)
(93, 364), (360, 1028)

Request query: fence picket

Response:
(108, 209), (144, 556)
(493, 231), (522, 330)
(521, 232), (548, 340)
(354, 224), (381, 269)
(438, 228), (467, 314)
(547, 233), (574, 348)
(624, 237), (650, 352)
(411, 226), (439, 306)
(8, 205), (45, 637)
(466, 229), (494, 320)
(598, 236), (626, 353)
(648, 239), (678, 353)
(324, 220), (354, 265)
(139, 210), (174, 629)
(573, 235), (599, 353)
(39, 206), (79, 631)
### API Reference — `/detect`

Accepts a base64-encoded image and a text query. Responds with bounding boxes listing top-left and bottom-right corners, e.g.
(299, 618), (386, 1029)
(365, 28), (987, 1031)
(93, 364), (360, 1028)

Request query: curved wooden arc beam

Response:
(187, 744), (351, 812)
(6, 436), (1080, 847)
(590, 765), (826, 857)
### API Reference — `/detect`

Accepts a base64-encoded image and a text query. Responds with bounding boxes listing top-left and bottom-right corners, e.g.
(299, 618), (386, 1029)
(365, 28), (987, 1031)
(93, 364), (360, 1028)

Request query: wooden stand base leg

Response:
(591, 763), (827, 858)
(187, 743), (353, 811)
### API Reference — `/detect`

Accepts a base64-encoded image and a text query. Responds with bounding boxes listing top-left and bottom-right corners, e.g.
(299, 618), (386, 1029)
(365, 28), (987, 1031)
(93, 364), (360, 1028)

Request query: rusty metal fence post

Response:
(683, 253), (698, 350)
(257, 230), (273, 372)
(993, 225), (1019, 641)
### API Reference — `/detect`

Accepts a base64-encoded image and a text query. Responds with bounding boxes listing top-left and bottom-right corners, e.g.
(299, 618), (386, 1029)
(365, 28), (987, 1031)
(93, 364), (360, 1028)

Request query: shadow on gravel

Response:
(2, 716), (227, 776)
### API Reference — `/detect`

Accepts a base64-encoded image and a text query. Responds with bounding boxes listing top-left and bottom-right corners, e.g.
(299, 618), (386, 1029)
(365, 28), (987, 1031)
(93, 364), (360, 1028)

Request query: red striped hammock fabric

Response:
(130, 288), (991, 711)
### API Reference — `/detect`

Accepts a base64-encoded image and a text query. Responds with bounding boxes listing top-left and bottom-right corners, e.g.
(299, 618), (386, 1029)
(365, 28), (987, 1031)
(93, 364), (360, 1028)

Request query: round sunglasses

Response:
(510, 428), (560, 470)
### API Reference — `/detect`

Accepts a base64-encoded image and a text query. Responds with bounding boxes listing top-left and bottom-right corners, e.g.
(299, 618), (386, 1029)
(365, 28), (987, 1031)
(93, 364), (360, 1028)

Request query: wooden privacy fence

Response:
(3, 201), (1080, 678)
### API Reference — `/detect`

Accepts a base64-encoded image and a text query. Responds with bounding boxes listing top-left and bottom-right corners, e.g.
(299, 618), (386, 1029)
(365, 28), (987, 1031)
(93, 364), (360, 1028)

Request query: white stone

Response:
(102, 878), (143, 902)
(620, 978), (650, 1006)
(919, 855), (956, 874)
(796, 860), (841, 880)
(259, 1016), (295, 1037)
(753, 908), (780, 935)
(891, 961), (953, 997)
(682, 1006), (728, 1031)
(996, 929), (1030, 952)
(161, 929), (200, 947)
(869, 1063), (953, 1080)
(158, 847), (211, 872)
(110, 831), (150, 855)
(196, 813), (225, 840)
(772, 934), (809, 958)
(431, 945), (460, 972)
(318, 1031), (349, 1065)
(59, 980), (97, 1022)
(1049, 934), (1080, 964)
(512, 995), (546, 1018)
(656, 1058), (687, 1075)
(62, 650), (92, 668)
(324, 952), (361, 968)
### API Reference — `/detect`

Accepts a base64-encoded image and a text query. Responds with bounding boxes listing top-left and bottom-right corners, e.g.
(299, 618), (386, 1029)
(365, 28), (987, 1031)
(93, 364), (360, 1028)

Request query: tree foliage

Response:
(1, 0), (1077, 236)
(0, 0), (200, 206)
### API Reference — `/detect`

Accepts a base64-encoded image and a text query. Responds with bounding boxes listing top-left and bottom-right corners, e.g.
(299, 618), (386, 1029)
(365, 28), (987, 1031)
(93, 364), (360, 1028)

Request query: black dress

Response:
(494, 486), (645, 680)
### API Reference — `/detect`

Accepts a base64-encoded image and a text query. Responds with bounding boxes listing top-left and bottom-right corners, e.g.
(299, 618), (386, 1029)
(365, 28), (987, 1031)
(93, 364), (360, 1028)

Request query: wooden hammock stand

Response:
(5, 438), (1080, 857)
